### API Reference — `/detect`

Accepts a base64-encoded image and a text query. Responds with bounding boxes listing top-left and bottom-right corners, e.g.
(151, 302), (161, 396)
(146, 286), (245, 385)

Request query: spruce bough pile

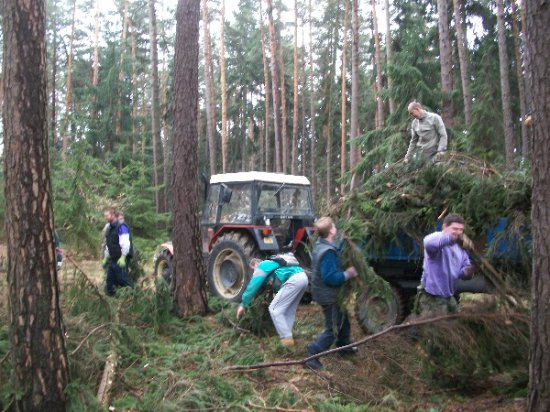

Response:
(334, 152), (531, 272)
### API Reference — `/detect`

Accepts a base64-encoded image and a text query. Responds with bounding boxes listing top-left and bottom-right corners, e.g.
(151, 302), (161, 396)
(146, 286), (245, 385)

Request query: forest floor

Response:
(0, 246), (528, 411)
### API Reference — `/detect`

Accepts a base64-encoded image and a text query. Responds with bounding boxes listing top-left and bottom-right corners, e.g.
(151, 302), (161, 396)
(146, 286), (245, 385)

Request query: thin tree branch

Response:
(227, 312), (528, 371)
(65, 254), (109, 306)
(70, 323), (108, 355)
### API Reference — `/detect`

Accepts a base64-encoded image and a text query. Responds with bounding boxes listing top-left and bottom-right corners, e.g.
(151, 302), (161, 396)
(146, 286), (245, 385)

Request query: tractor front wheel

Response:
(207, 233), (260, 302)
(154, 250), (173, 285)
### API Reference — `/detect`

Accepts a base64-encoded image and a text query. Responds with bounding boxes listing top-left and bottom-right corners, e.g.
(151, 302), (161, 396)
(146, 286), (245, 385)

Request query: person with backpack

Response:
(102, 207), (134, 296)
(236, 253), (308, 347)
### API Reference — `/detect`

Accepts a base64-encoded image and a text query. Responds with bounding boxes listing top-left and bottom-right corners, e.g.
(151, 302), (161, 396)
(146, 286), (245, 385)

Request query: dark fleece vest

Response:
(310, 238), (341, 305)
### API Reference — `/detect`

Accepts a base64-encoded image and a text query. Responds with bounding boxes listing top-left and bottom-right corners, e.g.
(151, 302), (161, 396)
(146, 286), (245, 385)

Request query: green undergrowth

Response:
(0, 270), (530, 411)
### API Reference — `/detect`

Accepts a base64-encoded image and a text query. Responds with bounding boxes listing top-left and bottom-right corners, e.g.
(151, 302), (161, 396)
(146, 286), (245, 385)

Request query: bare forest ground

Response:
(0, 245), (528, 411)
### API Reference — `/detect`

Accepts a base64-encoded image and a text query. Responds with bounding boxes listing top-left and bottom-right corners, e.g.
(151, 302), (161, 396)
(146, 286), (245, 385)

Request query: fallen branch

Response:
(65, 254), (109, 306)
(227, 312), (528, 371)
(0, 349), (10, 366)
(70, 323), (108, 355)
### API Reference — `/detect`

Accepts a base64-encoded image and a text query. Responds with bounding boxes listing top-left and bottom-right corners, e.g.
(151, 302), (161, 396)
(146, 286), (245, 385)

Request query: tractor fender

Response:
(209, 225), (280, 252)
(291, 226), (316, 252)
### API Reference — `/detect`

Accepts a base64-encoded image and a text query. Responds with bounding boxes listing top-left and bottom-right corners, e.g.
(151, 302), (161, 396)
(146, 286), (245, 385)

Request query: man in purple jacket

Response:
(417, 213), (475, 317)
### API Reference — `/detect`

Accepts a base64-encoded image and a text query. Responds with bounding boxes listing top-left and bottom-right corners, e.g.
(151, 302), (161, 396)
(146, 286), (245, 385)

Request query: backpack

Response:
(269, 252), (299, 268)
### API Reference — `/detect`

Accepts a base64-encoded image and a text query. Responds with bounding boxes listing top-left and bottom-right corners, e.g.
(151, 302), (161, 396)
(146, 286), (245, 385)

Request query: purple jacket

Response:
(421, 232), (471, 298)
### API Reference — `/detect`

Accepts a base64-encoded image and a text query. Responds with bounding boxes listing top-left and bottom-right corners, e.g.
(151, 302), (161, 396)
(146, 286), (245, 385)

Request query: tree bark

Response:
(172, 0), (208, 317)
(340, 0), (349, 194)
(526, 0), (550, 410)
(291, 0), (300, 175)
(372, 0), (384, 128)
(259, 0), (271, 172)
(61, 0), (77, 160)
(220, 0), (229, 173)
(437, 0), (454, 127)
(149, 0), (165, 212)
(3, 0), (69, 409)
(131, 24), (140, 156)
(496, 0), (515, 169)
(201, 0), (217, 176)
(349, 0), (360, 190)
(267, 0), (282, 173)
(308, 0), (316, 200)
(510, 0), (528, 161)
(384, 0), (395, 115)
(452, 0), (472, 125)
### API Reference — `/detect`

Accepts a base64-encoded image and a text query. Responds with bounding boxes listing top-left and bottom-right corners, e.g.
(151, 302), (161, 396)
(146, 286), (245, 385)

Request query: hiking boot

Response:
(280, 337), (295, 347)
(304, 358), (323, 370)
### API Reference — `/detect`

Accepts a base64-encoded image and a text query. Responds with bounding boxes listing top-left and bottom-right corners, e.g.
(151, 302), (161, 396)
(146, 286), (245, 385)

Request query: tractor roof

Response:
(210, 171), (310, 185)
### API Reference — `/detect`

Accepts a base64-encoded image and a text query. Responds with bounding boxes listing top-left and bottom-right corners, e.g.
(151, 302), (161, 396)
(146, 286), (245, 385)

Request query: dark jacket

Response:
(310, 238), (347, 305)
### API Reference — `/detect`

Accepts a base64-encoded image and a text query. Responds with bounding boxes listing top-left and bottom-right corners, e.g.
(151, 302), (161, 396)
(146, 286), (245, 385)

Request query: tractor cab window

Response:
(219, 183), (252, 224)
(204, 184), (220, 224)
(258, 184), (313, 215)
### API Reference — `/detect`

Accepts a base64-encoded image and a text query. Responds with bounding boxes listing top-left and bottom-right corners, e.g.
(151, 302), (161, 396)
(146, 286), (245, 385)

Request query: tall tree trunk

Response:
(340, 0), (349, 194)
(61, 0), (77, 160)
(510, 0), (528, 160)
(349, 0), (360, 190)
(172, 0), (208, 317)
(372, 0), (384, 128)
(384, 0), (395, 115)
(452, 0), (472, 125)
(220, 0), (229, 173)
(267, 0), (282, 172)
(50, 0), (58, 149)
(520, 0), (532, 160)
(3, 0), (69, 409)
(259, 0), (271, 172)
(131, 25), (139, 155)
(202, 0), (217, 176)
(149, 0), (165, 212)
(291, 0), (300, 175)
(300, 44), (308, 175)
(278, 10), (288, 173)
(496, 0), (515, 169)
(116, 0), (129, 137)
(324, 14), (338, 204)
(437, 0), (454, 127)
(308, 0), (316, 200)
(525, 1), (550, 409)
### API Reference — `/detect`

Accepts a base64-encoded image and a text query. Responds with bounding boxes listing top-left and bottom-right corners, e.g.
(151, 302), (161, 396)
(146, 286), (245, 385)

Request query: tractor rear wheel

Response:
(207, 233), (260, 302)
(355, 285), (406, 334)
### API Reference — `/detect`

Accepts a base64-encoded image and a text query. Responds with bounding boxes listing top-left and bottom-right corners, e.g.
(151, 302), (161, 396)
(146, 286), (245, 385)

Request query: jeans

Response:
(308, 303), (351, 354)
(105, 260), (134, 296)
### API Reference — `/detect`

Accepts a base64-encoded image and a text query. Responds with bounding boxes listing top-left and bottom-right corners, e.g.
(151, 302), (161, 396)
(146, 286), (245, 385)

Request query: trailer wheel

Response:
(207, 233), (260, 302)
(355, 285), (406, 334)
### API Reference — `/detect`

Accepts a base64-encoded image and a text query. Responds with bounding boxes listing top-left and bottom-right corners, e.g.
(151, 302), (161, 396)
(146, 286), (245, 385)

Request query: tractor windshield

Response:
(257, 184), (313, 217)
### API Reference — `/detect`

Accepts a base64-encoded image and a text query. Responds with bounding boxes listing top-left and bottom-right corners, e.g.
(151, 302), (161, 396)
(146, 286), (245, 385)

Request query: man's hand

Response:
(345, 267), (358, 280)
(117, 255), (127, 268)
(457, 234), (474, 251)
(433, 151), (446, 163)
(102, 258), (109, 269)
(463, 266), (476, 280)
(236, 306), (246, 319)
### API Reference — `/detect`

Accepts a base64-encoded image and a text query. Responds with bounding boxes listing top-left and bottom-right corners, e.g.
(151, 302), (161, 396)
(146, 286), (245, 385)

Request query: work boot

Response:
(280, 337), (295, 347)
(337, 345), (358, 356)
(304, 344), (323, 370)
(304, 358), (323, 370)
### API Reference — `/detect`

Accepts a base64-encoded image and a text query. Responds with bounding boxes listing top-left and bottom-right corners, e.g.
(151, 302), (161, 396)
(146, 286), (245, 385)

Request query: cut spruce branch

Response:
(96, 305), (121, 407)
(227, 312), (528, 371)
(70, 323), (108, 355)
